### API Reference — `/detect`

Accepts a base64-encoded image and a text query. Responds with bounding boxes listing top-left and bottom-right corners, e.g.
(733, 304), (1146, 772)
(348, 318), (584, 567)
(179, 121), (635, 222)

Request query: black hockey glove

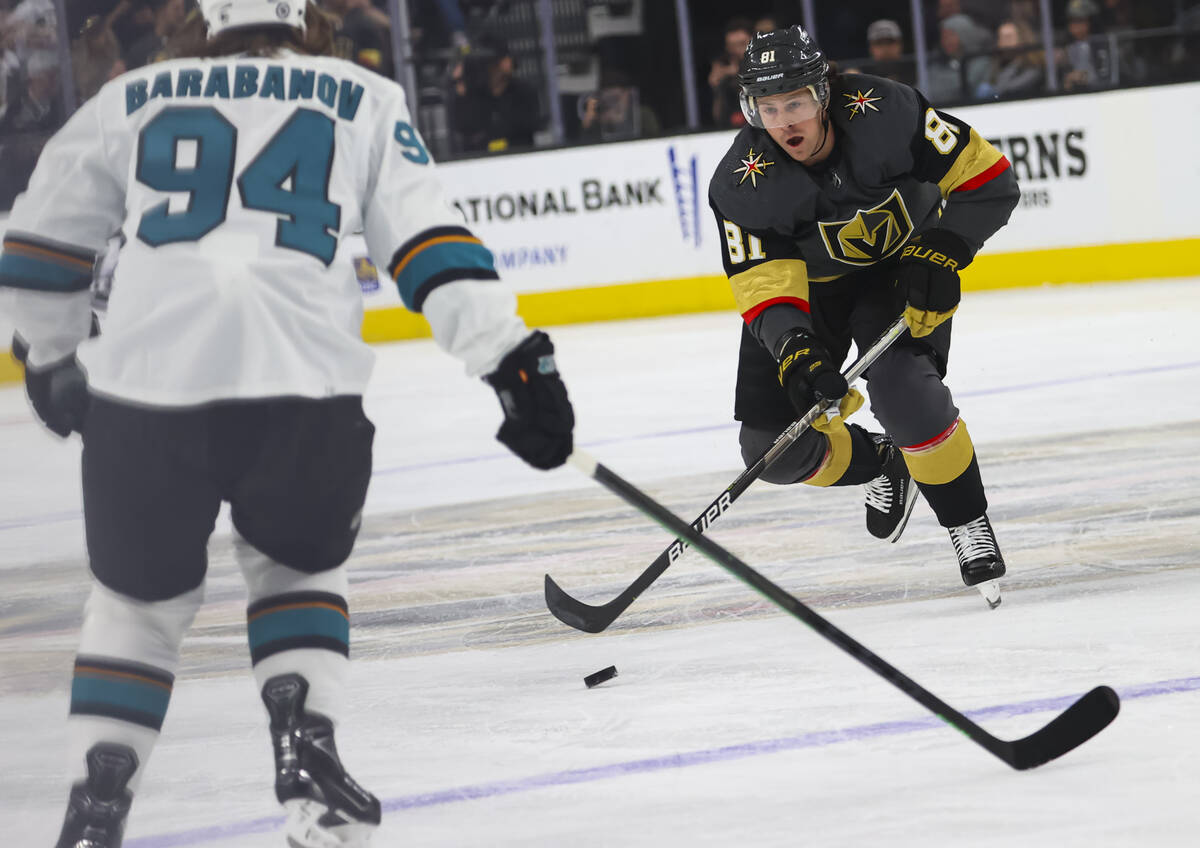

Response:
(25, 354), (89, 438)
(484, 331), (575, 470)
(895, 229), (971, 338)
(776, 329), (847, 414)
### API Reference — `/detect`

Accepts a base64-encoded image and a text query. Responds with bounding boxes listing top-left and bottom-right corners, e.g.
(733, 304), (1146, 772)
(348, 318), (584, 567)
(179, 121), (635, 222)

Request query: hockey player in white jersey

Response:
(0, 3), (575, 846)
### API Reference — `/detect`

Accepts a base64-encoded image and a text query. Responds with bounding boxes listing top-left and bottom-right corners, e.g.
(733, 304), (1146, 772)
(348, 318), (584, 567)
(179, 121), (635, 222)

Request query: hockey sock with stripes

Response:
(67, 581), (202, 794)
(900, 417), (988, 527)
(237, 539), (350, 723)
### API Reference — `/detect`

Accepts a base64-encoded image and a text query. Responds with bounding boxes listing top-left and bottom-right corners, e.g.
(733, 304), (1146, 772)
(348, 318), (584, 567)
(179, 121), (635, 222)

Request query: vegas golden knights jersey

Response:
(708, 73), (1019, 331)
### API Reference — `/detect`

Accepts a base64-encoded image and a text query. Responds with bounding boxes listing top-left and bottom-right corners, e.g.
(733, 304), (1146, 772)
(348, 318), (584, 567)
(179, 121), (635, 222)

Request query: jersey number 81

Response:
(723, 220), (766, 264)
(924, 108), (960, 155)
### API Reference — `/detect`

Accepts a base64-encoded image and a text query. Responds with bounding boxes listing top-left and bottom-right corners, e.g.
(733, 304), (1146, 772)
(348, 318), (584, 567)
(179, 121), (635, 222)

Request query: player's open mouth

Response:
(786, 135), (803, 148)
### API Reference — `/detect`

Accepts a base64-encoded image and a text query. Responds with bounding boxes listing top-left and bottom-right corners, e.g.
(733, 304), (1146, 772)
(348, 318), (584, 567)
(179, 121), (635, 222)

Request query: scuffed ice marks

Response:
(2, 421), (1197, 699)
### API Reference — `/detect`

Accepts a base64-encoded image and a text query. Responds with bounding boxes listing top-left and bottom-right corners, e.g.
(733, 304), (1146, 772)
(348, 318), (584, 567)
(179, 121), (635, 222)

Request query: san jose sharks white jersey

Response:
(0, 51), (526, 405)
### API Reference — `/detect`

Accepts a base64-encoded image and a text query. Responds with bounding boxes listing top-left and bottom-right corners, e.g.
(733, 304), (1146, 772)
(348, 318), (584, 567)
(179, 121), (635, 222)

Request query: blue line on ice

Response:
(4, 359), (1199, 533)
(125, 675), (1200, 847)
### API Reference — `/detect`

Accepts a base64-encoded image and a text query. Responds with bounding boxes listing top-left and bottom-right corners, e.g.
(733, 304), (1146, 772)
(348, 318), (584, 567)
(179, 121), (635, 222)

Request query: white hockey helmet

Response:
(199, 0), (306, 38)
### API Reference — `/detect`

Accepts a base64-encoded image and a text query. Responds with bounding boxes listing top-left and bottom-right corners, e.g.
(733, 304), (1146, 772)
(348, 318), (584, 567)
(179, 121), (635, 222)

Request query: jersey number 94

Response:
(135, 106), (430, 266)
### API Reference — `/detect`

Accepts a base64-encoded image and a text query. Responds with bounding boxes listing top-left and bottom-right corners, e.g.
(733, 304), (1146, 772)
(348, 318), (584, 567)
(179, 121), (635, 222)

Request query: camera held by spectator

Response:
(578, 69), (660, 142)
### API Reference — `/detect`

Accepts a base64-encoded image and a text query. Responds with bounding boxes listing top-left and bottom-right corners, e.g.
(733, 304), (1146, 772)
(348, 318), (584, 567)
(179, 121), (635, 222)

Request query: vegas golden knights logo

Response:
(817, 189), (913, 266)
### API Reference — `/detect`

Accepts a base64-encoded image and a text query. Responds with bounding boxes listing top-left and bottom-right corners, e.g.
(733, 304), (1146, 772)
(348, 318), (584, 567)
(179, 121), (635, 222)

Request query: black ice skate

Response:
(949, 514), (1006, 609)
(55, 742), (138, 848)
(262, 674), (381, 848)
(863, 436), (918, 542)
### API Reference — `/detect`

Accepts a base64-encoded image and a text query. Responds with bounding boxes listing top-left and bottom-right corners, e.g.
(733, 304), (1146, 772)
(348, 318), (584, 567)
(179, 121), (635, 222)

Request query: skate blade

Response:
(975, 579), (1002, 610)
(284, 799), (375, 848)
(886, 487), (920, 543)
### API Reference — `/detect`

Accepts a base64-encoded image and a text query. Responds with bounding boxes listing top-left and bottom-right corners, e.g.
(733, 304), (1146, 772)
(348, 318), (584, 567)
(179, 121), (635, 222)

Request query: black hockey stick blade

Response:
(567, 449), (1122, 770)
(999, 685), (1121, 770)
(544, 566), (668, 633)
(544, 573), (626, 633)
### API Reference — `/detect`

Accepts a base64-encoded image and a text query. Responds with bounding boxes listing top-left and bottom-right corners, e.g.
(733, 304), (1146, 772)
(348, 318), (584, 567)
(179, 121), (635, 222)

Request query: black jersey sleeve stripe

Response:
(411, 266), (502, 313)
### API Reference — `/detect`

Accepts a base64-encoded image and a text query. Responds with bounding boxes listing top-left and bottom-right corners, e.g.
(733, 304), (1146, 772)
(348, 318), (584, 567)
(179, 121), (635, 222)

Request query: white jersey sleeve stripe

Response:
(0, 233), (97, 292)
(387, 225), (499, 311)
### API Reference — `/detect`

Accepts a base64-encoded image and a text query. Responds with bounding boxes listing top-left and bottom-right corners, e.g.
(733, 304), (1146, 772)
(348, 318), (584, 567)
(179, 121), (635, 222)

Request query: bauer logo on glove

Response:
(895, 229), (971, 338)
(774, 328), (847, 413)
(900, 243), (960, 271)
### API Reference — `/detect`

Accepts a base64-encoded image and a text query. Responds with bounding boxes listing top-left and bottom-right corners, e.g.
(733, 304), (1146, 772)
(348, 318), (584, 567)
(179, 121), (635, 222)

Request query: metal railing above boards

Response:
(4, 0), (1200, 215)
(838, 23), (1200, 112)
(399, 0), (696, 162)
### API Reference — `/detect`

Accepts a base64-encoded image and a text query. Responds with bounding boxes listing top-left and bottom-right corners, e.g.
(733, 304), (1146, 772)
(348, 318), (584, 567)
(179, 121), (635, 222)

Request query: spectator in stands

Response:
(449, 35), (541, 153)
(322, 0), (394, 77)
(5, 0), (58, 53)
(857, 18), (915, 86)
(0, 48), (20, 130)
(578, 69), (660, 143)
(1099, 0), (1157, 83)
(1, 0), (64, 210)
(708, 17), (752, 128)
(108, 0), (156, 56)
(981, 19), (1044, 99)
(431, 0), (469, 50)
(72, 14), (126, 103)
(925, 12), (994, 103)
(1062, 0), (1113, 91)
(124, 0), (186, 69)
(0, 45), (57, 131)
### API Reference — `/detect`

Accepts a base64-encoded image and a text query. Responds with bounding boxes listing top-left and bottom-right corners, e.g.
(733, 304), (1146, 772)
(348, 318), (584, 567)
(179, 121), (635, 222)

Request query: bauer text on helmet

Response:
(200, 0), (306, 37)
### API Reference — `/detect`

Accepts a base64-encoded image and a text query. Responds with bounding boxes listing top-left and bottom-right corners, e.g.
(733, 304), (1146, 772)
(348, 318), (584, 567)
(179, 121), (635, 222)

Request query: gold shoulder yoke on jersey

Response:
(936, 128), (1006, 197)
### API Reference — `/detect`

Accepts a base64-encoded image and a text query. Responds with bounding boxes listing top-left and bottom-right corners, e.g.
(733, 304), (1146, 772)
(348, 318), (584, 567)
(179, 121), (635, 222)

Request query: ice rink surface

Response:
(3, 278), (1199, 847)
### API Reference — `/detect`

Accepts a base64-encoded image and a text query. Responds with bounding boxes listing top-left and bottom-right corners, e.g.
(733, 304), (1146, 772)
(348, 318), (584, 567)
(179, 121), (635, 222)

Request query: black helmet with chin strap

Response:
(737, 25), (830, 129)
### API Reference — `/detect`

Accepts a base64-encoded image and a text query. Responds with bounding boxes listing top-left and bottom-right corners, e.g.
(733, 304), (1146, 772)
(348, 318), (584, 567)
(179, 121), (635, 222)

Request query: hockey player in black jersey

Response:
(708, 26), (1019, 605)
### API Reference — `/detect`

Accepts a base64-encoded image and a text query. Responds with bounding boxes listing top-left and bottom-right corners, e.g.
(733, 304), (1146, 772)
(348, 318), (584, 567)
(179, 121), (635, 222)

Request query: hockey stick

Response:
(567, 448), (1121, 770)
(545, 316), (909, 633)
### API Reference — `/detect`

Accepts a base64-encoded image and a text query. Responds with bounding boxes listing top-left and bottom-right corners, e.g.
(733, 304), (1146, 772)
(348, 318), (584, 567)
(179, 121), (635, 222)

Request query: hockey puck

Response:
(584, 665), (618, 688)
